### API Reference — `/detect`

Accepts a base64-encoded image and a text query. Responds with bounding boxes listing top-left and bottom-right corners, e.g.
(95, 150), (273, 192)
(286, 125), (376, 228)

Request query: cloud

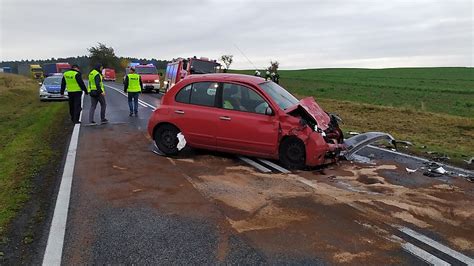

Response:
(1, 0), (472, 69)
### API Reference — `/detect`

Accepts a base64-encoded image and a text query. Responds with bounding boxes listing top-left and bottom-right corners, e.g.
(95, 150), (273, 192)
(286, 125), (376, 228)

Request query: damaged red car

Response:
(147, 73), (347, 169)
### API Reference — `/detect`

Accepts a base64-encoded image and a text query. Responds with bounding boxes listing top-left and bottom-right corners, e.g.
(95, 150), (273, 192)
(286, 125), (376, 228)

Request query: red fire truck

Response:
(102, 68), (116, 81)
(164, 57), (221, 91)
(125, 64), (161, 92)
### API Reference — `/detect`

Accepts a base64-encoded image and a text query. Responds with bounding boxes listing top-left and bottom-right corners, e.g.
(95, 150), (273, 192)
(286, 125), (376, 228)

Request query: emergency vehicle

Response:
(164, 57), (221, 91)
(102, 68), (116, 81)
(125, 63), (161, 92)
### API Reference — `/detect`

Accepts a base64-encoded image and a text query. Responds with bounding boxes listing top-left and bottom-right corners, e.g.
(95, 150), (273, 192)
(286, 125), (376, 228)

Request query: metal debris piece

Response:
(433, 167), (447, 174)
(405, 168), (418, 174)
(423, 171), (443, 178)
(463, 157), (473, 165)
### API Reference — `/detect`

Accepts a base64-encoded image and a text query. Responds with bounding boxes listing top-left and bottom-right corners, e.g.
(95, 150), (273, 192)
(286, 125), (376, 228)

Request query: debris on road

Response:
(112, 165), (127, 170)
(433, 167), (447, 174)
(463, 157), (473, 165)
(405, 168), (418, 174)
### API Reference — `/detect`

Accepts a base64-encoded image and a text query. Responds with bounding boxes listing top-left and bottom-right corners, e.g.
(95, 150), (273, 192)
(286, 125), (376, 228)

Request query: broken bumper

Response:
(341, 132), (396, 160)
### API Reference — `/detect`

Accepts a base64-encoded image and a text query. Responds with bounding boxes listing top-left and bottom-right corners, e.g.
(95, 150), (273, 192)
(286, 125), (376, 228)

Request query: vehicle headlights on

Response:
(163, 81), (168, 85)
(154, 79), (160, 83)
(40, 85), (47, 93)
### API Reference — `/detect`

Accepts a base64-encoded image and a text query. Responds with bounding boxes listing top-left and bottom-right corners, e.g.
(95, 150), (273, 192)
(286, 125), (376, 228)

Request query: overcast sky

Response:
(0, 0), (472, 69)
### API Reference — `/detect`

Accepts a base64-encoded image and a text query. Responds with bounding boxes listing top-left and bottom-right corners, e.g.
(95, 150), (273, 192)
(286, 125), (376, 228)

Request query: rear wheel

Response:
(279, 138), (306, 169)
(154, 124), (180, 155)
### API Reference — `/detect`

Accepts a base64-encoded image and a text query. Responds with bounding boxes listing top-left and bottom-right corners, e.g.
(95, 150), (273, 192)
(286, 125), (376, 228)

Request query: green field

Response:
(233, 68), (474, 165)
(235, 68), (474, 118)
(0, 73), (69, 236)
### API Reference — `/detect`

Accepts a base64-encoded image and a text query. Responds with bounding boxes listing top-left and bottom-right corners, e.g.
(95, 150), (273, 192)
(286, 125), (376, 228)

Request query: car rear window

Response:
(175, 82), (218, 107)
(190, 82), (218, 107)
(175, 84), (192, 103)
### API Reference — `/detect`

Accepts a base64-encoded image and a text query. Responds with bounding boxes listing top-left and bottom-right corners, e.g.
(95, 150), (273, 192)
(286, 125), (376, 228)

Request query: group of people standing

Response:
(60, 64), (143, 125)
(254, 70), (280, 84)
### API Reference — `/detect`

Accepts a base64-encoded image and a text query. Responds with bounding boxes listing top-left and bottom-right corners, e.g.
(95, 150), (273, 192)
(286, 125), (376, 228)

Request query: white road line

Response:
(239, 156), (272, 173)
(257, 158), (290, 174)
(43, 90), (153, 264)
(366, 145), (474, 175)
(104, 84), (156, 110)
(398, 226), (474, 265)
(42, 96), (84, 265)
(401, 242), (451, 266)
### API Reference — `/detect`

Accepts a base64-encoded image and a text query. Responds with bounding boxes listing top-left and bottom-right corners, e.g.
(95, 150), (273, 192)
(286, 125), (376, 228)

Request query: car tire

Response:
(154, 124), (180, 155)
(279, 137), (306, 170)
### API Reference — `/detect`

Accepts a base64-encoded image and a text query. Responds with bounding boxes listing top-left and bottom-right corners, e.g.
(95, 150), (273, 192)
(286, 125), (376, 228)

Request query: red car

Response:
(148, 73), (348, 169)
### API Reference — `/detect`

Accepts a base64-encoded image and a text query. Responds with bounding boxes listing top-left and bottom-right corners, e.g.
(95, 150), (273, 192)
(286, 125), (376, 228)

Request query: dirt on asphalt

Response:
(64, 123), (474, 264)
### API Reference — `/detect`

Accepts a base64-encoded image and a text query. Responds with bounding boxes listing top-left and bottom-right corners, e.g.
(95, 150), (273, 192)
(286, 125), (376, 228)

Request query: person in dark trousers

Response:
(123, 67), (143, 116)
(88, 64), (108, 125)
(61, 65), (88, 124)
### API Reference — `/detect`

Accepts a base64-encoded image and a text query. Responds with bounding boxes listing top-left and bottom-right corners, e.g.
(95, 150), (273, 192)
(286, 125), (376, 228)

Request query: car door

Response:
(171, 82), (219, 149)
(215, 82), (279, 156)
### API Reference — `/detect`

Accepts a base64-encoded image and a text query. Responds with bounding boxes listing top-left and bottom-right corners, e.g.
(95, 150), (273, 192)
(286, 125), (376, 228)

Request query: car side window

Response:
(221, 83), (269, 114)
(189, 82), (218, 107)
(175, 84), (192, 103)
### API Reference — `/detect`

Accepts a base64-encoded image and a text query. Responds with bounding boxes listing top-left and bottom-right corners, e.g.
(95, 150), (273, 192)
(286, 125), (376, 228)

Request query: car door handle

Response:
(219, 116), (231, 121)
(174, 110), (185, 114)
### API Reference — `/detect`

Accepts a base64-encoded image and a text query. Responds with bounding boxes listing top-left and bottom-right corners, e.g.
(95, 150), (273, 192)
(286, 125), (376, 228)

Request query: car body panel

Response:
(215, 108), (280, 157)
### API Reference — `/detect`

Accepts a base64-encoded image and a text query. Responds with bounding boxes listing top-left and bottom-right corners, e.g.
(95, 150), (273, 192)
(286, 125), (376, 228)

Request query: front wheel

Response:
(279, 138), (306, 170)
(154, 124), (180, 155)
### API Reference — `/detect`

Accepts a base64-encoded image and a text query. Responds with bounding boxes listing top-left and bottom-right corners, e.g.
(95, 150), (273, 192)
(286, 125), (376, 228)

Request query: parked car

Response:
(147, 73), (347, 169)
(39, 74), (68, 101)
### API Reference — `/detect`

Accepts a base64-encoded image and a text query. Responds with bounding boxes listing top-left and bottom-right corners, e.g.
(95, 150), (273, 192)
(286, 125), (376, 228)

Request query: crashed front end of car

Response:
(281, 97), (395, 167)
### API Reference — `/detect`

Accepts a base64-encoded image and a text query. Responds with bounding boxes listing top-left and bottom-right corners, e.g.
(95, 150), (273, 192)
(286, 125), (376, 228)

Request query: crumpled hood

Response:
(285, 97), (331, 130)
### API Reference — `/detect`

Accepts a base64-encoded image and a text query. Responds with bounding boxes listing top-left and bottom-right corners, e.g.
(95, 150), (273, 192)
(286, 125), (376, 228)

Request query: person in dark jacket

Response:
(61, 65), (88, 124)
(88, 64), (108, 125)
(124, 67), (143, 116)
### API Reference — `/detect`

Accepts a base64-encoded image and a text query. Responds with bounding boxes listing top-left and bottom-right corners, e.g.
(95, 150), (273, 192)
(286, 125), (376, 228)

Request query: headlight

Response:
(154, 79), (160, 83)
(163, 81), (168, 85)
(40, 86), (47, 92)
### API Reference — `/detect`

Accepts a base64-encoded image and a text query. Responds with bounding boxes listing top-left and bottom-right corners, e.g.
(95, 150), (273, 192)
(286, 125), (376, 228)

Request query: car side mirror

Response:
(265, 107), (273, 116)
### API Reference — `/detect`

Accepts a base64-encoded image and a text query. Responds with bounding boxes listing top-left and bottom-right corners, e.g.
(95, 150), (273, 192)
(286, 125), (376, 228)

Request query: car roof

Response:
(183, 73), (266, 86)
(46, 74), (63, 78)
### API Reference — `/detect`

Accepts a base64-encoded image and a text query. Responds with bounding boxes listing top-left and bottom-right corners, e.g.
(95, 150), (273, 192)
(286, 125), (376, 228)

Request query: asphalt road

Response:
(45, 82), (473, 264)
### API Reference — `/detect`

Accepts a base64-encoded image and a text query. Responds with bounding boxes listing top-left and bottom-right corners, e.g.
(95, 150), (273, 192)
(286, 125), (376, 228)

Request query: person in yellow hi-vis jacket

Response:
(61, 64), (88, 124)
(88, 64), (108, 125)
(123, 67), (143, 116)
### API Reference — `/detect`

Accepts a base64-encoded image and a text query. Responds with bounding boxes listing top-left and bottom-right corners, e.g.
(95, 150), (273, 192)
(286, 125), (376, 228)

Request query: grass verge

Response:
(0, 73), (69, 237)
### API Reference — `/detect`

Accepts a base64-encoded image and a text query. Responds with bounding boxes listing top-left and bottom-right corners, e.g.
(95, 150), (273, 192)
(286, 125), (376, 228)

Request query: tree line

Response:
(0, 43), (169, 74)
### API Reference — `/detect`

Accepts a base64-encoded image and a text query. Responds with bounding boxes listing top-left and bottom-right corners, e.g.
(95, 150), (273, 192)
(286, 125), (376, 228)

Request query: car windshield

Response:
(259, 81), (299, 110)
(190, 60), (219, 74)
(43, 77), (62, 85)
(136, 67), (157, 74)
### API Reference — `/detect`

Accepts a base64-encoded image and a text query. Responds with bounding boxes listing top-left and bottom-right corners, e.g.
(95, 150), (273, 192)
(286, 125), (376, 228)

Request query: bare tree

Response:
(220, 55), (234, 71)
